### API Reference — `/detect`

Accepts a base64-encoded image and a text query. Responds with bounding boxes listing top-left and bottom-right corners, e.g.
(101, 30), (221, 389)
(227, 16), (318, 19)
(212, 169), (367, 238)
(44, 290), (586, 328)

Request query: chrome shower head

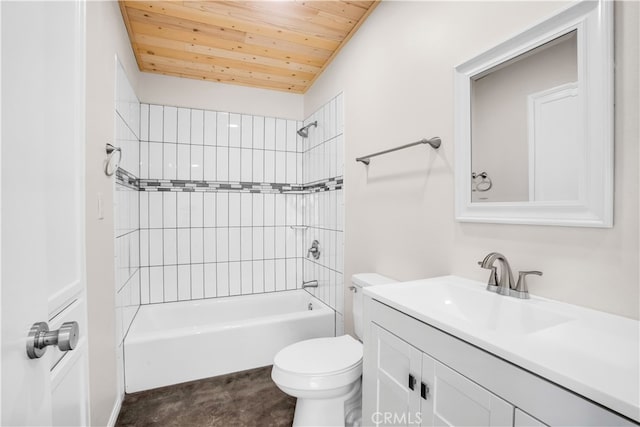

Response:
(297, 121), (317, 138)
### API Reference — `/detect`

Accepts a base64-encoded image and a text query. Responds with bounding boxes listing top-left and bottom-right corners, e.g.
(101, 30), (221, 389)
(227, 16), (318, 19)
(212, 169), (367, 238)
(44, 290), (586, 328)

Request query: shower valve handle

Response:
(307, 240), (320, 260)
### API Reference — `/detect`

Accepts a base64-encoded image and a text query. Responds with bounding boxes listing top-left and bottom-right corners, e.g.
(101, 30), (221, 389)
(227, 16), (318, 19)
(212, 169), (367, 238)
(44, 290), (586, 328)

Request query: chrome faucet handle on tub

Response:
(307, 240), (320, 260)
(511, 271), (543, 299)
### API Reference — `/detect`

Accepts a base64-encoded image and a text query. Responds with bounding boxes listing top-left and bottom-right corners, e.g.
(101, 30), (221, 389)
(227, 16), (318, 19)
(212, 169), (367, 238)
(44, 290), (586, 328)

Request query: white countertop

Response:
(364, 275), (640, 422)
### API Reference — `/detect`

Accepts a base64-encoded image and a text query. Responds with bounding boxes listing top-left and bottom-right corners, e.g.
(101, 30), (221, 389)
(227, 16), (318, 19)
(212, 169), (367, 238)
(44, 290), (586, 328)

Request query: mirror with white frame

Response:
(454, 0), (613, 227)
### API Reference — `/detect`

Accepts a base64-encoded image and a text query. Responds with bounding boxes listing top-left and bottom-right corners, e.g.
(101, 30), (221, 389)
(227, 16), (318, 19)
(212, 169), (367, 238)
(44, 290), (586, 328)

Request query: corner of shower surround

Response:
(300, 92), (345, 336)
(113, 58), (142, 399)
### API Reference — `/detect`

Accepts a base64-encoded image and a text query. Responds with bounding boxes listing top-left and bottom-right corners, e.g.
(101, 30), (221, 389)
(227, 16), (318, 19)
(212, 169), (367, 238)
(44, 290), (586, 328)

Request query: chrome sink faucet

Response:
(478, 252), (543, 299)
(478, 252), (515, 296)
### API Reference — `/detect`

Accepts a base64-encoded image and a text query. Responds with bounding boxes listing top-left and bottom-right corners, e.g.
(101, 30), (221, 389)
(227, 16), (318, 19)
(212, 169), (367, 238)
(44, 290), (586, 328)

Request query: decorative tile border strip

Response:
(305, 178), (343, 193)
(138, 177), (343, 194)
(116, 167), (342, 194)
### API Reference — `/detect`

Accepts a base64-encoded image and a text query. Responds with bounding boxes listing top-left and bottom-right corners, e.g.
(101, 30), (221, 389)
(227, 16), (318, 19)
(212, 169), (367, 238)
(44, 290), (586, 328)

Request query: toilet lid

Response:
(274, 335), (362, 376)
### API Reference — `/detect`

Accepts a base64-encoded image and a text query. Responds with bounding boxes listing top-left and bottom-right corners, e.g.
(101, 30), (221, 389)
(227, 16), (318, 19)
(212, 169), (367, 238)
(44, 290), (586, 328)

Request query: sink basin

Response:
(369, 276), (572, 335)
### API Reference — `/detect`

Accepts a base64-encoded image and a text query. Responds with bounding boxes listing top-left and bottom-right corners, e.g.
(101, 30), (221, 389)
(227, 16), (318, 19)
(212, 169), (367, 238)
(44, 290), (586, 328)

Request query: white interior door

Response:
(1, 1), (89, 425)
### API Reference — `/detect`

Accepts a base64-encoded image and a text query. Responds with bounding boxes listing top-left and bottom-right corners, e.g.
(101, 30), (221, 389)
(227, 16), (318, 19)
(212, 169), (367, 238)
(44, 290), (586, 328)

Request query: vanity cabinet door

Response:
(420, 354), (514, 427)
(369, 324), (423, 426)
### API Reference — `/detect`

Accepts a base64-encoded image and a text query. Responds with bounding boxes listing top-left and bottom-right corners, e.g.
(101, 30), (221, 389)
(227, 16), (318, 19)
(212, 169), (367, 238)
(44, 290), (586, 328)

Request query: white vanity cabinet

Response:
(422, 352), (514, 426)
(369, 323), (514, 426)
(513, 409), (547, 427)
(368, 323), (421, 426)
(362, 296), (638, 427)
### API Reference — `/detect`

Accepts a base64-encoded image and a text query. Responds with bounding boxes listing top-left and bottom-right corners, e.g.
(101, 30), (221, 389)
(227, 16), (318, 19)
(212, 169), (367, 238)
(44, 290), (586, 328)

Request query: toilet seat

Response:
(272, 335), (363, 392)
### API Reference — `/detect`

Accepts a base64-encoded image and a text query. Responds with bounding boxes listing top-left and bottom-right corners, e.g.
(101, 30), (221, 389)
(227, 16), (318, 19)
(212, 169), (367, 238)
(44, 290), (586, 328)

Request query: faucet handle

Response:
(478, 259), (499, 292)
(511, 271), (543, 299)
(486, 266), (499, 292)
(307, 240), (320, 259)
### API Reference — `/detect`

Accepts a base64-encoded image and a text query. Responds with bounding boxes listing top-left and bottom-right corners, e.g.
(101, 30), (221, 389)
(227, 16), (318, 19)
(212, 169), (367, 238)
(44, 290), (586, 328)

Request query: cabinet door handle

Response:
(421, 382), (429, 400)
(408, 374), (416, 390)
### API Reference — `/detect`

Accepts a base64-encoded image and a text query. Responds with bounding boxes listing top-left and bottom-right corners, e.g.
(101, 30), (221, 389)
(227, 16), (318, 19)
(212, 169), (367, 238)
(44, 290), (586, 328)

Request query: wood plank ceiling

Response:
(119, 1), (379, 93)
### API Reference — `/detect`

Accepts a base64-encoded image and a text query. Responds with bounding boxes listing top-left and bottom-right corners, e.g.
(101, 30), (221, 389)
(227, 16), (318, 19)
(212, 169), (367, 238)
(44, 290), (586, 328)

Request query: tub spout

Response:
(302, 280), (318, 289)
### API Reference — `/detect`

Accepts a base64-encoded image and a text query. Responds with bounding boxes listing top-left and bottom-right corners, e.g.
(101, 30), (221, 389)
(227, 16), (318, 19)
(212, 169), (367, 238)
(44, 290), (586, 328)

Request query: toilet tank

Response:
(352, 273), (397, 339)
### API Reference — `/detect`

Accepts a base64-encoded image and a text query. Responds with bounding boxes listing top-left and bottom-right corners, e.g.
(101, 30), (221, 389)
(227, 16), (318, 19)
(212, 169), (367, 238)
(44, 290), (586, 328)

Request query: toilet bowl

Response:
(272, 335), (363, 426)
(272, 273), (397, 427)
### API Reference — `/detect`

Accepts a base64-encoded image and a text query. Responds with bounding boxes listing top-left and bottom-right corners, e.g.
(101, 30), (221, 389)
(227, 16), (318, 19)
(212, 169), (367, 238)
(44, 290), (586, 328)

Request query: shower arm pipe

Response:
(356, 137), (441, 165)
(297, 121), (318, 138)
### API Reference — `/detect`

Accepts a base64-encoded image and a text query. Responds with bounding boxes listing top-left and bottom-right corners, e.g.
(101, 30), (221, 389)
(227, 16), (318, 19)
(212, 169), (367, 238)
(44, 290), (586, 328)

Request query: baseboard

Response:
(107, 394), (124, 427)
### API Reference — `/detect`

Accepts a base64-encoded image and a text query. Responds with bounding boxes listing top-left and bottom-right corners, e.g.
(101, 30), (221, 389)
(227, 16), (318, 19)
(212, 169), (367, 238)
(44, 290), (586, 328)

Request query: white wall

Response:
(85, 1), (140, 425)
(137, 73), (303, 120)
(305, 1), (639, 335)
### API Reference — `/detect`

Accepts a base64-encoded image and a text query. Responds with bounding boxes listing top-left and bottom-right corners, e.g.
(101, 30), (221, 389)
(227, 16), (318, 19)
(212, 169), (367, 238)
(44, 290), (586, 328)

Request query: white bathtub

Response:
(124, 290), (335, 392)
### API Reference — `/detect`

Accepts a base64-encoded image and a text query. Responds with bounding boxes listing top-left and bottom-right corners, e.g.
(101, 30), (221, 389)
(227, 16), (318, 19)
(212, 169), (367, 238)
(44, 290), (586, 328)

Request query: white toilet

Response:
(271, 273), (397, 427)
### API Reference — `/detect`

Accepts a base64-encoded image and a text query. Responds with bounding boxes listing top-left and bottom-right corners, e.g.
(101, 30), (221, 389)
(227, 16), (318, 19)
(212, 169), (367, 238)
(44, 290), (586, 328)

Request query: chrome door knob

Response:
(26, 321), (79, 359)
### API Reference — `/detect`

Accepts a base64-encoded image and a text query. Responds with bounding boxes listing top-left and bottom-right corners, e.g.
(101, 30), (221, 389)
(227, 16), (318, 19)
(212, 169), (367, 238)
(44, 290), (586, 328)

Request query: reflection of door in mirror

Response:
(471, 31), (577, 203)
(528, 82), (579, 201)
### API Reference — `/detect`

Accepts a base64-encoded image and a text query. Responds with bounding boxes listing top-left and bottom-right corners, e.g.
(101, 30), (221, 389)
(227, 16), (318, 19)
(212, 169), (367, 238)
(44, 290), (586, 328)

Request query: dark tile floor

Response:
(115, 366), (296, 427)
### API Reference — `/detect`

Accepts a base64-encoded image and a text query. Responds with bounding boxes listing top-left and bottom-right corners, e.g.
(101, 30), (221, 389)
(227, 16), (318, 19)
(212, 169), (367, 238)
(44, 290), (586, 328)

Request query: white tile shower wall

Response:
(114, 61), (141, 355)
(140, 105), (303, 185)
(301, 94), (345, 334)
(138, 103), (306, 304)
